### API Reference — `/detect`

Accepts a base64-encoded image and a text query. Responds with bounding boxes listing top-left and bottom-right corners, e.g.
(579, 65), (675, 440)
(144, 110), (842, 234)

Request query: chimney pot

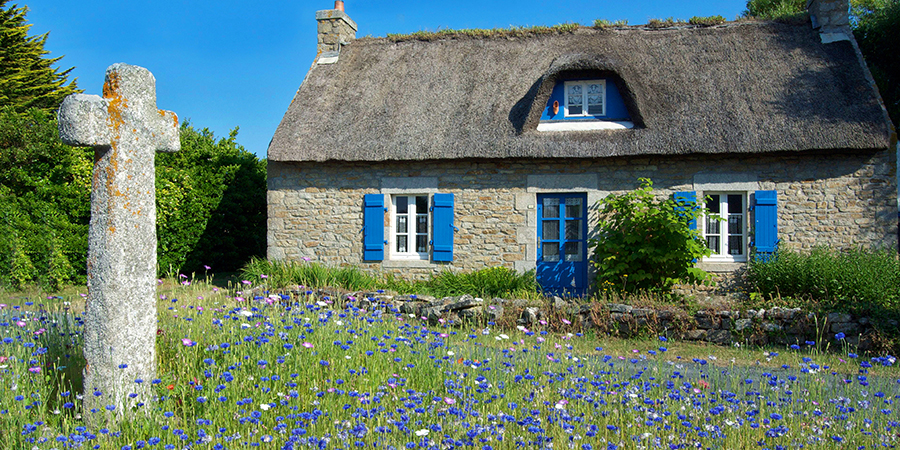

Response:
(335, 1), (344, 11)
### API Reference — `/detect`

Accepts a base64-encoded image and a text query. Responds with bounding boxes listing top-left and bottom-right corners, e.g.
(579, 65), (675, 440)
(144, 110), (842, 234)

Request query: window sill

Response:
(383, 259), (436, 269)
(697, 261), (746, 273)
(537, 120), (634, 132)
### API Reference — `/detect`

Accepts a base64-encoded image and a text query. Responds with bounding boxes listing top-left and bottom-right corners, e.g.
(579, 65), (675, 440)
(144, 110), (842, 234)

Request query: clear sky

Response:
(27, 0), (750, 158)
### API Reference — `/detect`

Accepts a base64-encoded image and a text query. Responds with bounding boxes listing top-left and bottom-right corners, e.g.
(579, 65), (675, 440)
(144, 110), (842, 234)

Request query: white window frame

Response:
(563, 79), (606, 117)
(702, 192), (748, 263)
(390, 194), (430, 261)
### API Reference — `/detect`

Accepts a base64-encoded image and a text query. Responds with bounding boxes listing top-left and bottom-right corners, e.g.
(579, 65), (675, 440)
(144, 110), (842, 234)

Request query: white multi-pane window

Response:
(392, 195), (429, 260)
(704, 193), (747, 262)
(564, 80), (605, 117)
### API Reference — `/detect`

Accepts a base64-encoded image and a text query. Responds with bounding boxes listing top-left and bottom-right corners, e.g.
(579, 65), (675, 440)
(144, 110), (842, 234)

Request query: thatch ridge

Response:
(268, 20), (892, 162)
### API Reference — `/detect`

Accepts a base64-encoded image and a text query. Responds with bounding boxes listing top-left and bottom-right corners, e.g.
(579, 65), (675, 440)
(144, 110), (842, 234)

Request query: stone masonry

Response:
(316, 6), (357, 56)
(268, 148), (897, 289)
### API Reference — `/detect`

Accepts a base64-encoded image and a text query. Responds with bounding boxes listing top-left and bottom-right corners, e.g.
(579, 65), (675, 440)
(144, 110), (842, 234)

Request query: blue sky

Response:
(28, 0), (749, 158)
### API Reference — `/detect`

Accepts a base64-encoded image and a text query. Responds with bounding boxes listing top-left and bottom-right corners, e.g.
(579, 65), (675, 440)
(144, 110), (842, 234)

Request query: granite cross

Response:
(58, 63), (179, 418)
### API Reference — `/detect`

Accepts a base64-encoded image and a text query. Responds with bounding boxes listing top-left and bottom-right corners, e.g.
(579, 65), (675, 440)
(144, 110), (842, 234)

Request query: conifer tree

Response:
(0, 1), (79, 112)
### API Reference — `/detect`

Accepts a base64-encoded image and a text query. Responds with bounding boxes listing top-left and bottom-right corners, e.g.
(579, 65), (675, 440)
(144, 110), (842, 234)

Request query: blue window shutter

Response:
(673, 191), (698, 230)
(431, 193), (455, 262)
(754, 190), (778, 253)
(363, 194), (385, 261)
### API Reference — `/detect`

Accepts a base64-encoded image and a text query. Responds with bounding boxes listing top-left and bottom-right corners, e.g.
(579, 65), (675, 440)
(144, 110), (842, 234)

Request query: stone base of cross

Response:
(58, 63), (179, 422)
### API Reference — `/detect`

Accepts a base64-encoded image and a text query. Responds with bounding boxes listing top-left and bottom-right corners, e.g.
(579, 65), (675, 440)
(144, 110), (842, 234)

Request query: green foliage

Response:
(854, 0), (900, 128)
(589, 178), (712, 294)
(423, 267), (538, 298)
(0, 107), (91, 289)
(593, 19), (629, 28)
(240, 258), (539, 299)
(646, 18), (685, 29)
(742, 0), (807, 19)
(0, 109), (266, 289)
(0, 1), (80, 113)
(8, 235), (34, 289)
(689, 15), (727, 26)
(156, 124), (266, 275)
(240, 257), (380, 292)
(748, 246), (900, 318)
(385, 23), (580, 42)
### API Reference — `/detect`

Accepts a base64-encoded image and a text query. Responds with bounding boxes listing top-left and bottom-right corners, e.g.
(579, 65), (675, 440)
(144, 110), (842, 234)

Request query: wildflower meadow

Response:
(1, 277), (898, 450)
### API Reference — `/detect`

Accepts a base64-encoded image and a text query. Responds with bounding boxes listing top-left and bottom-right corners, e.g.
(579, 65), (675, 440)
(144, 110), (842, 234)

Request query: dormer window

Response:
(565, 80), (605, 117)
(538, 76), (634, 132)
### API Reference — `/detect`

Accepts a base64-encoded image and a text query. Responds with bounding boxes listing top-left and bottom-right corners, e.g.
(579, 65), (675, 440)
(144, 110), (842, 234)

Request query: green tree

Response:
(589, 179), (712, 294)
(743, 0), (806, 19)
(0, 106), (92, 288)
(854, 0), (900, 127)
(0, 1), (79, 113)
(156, 124), (266, 276)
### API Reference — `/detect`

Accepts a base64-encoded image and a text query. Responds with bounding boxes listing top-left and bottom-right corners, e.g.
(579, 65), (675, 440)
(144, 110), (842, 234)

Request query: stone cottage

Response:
(267, 0), (897, 296)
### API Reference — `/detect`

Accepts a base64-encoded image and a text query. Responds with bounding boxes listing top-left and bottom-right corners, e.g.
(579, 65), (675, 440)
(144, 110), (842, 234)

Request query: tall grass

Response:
(241, 258), (540, 299)
(747, 246), (900, 317)
(240, 257), (380, 291)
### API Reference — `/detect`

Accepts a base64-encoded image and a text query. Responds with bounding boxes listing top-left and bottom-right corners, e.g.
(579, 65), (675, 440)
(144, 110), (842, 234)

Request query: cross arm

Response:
(57, 94), (112, 148)
(152, 109), (181, 153)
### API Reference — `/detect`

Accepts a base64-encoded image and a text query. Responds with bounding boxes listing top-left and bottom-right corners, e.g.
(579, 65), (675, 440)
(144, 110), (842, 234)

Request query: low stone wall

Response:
(280, 288), (893, 352)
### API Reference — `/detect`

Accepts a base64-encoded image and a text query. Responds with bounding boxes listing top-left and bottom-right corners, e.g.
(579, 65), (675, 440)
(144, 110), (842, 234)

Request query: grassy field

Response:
(0, 277), (897, 449)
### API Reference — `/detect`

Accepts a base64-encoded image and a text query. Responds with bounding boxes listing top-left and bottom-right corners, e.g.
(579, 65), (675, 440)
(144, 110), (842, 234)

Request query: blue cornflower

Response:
(835, 332), (846, 340)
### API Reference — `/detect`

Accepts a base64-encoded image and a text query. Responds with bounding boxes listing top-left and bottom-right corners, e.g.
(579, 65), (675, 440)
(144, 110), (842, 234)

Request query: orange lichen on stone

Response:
(103, 72), (127, 135)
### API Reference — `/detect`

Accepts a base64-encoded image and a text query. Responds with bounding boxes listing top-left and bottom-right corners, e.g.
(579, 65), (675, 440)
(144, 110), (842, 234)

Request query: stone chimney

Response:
(807, 0), (851, 43)
(316, 1), (357, 62)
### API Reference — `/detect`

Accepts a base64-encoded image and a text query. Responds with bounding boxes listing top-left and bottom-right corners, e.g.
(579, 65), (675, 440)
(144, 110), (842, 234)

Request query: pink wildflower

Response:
(302, 342), (314, 349)
(181, 338), (196, 347)
(28, 366), (41, 373)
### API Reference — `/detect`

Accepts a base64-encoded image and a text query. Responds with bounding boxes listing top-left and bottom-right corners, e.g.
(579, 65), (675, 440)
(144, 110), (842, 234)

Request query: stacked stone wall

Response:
(268, 149), (897, 287)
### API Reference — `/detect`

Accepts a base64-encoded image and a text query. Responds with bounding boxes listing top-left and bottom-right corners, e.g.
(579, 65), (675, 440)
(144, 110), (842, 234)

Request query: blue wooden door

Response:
(537, 193), (587, 296)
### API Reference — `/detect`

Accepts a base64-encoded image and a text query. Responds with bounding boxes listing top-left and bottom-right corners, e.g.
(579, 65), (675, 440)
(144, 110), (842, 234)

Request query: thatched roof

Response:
(268, 20), (893, 162)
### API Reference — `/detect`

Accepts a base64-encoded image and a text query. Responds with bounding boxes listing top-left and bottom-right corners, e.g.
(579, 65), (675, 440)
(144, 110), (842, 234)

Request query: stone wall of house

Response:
(267, 148), (897, 290)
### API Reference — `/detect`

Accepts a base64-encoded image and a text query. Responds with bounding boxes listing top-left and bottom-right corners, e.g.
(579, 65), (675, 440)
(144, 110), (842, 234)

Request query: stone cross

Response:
(58, 63), (179, 418)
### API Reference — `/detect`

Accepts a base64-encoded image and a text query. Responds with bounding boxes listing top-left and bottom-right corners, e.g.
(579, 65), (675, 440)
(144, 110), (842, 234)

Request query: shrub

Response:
(593, 19), (629, 29)
(689, 15), (726, 26)
(748, 245), (900, 317)
(589, 178), (711, 294)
